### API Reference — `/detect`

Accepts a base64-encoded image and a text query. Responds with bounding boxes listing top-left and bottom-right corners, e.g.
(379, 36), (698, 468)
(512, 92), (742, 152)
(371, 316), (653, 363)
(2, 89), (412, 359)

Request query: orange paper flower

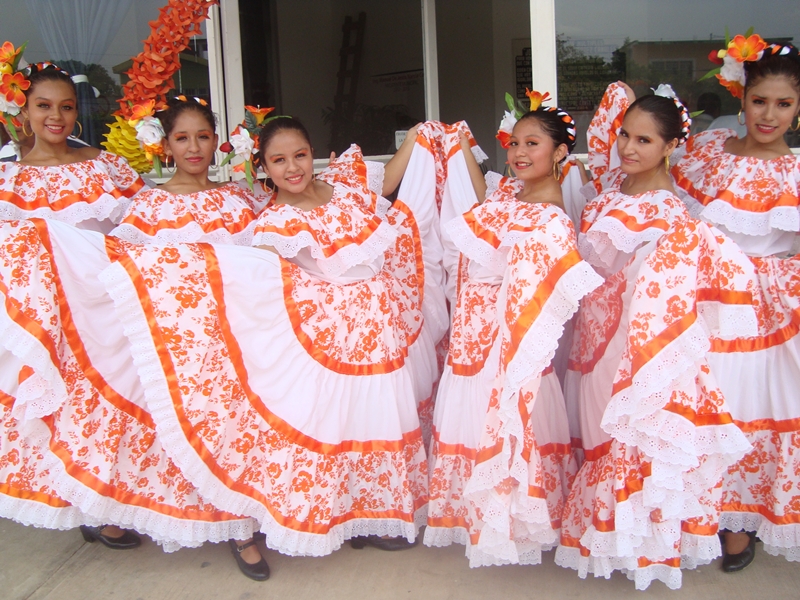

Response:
(245, 105), (275, 126)
(129, 99), (157, 124)
(715, 74), (744, 99)
(0, 41), (21, 65)
(525, 89), (552, 111)
(726, 34), (767, 62)
(1, 71), (30, 106)
(496, 130), (511, 149)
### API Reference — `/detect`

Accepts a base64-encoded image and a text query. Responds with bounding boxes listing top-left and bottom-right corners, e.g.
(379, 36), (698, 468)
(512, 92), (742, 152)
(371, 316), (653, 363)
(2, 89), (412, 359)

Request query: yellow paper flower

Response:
(0, 62), (11, 76)
(102, 115), (152, 173)
(525, 89), (552, 111)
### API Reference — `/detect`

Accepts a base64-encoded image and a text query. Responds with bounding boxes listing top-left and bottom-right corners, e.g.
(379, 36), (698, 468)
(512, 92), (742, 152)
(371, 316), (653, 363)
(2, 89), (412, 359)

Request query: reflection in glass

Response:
(554, 0), (800, 150)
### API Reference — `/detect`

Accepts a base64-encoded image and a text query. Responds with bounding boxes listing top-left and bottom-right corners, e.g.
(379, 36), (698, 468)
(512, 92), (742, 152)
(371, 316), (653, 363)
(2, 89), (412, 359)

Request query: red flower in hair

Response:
(0, 71), (30, 106)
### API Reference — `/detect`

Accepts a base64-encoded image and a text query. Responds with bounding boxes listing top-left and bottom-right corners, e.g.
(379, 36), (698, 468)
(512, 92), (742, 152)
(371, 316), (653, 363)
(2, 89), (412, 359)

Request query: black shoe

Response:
(229, 539), (270, 581)
(350, 535), (418, 551)
(722, 532), (757, 573)
(80, 525), (142, 550)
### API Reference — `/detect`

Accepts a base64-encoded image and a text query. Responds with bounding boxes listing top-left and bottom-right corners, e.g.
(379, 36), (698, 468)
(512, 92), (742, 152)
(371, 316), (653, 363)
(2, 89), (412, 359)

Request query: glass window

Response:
(436, 0), (531, 171)
(239, 0), (425, 159)
(0, 1), (211, 149)
(554, 0), (800, 151)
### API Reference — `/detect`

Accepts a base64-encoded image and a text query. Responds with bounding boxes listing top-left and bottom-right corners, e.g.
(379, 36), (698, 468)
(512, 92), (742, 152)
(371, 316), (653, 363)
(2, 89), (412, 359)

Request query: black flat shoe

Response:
(80, 525), (141, 550)
(722, 532), (757, 573)
(350, 535), (418, 551)
(229, 540), (270, 581)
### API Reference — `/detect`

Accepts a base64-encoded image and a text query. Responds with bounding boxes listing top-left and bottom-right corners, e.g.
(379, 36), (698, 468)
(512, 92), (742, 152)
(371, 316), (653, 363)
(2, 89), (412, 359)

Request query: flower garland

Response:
(0, 41), (29, 139)
(103, 0), (219, 173)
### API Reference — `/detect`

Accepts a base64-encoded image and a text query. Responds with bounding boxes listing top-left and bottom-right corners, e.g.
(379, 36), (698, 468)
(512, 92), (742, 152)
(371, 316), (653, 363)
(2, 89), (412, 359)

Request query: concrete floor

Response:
(2, 519), (798, 600)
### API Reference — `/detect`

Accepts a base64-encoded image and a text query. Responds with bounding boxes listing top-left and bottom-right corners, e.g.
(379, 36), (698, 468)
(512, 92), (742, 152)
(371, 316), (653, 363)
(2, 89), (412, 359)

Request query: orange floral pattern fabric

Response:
(111, 181), (259, 245)
(0, 152), (145, 226)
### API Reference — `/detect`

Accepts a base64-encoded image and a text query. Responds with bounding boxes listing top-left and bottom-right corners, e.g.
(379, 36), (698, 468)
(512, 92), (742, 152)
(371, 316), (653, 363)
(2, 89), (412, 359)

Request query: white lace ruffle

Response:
(251, 218), (399, 279)
(422, 525), (470, 548)
(463, 260), (602, 567)
(580, 217), (664, 272)
(483, 171), (504, 198)
(471, 144), (489, 164)
(0, 192), (130, 227)
(0, 294), (67, 421)
(700, 200), (800, 236)
(443, 214), (506, 271)
(110, 221), (258, 246)
(365, 160), (386, 196)
(720, 511), (800, 562)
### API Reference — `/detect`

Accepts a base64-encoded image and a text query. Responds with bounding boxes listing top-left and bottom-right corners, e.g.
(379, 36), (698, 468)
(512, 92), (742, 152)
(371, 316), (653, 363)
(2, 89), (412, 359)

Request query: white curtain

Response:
(26, 0), (135, 146)
(25, 0), (134, 65)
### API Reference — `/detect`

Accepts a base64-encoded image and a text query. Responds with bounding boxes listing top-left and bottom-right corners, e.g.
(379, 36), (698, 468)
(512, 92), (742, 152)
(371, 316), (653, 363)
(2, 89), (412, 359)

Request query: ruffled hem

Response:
(444, 212), (506, 270)
(11, 406), (254, 551)
(0, 193), (131, 228)
(100, 255), (429, 556)
(555, 545), (683, 591)
(252, 216), (399, 279)
(111, 221), (258, 246)
(699, 199), (800, 236)
(720, 512), (800, 562)
(0, 493), (95, 530)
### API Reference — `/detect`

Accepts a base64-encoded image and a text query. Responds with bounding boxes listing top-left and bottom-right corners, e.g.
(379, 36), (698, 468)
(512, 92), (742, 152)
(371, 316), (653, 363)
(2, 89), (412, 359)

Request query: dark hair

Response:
(258, 117), (312, 156)
(515, 108), (577, 157)
(626, 94), (684, 144)
(157, 97), (216, 137)
(24, 64), (76, 99)
(745, 45), (800, 94)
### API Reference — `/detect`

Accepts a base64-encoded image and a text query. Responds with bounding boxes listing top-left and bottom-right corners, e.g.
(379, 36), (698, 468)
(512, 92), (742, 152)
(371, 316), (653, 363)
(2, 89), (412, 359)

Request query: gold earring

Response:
(737, 110), (745, 126)
(664, 156), (670, 173)
(791, 115), (800, 132)
(552, 159), (560, 181)
(22, 118), (33, 137)
(72, 121), (82, 139)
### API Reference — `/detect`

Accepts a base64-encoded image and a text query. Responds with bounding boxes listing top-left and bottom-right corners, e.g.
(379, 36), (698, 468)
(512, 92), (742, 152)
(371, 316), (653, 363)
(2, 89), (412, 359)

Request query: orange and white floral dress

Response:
(555, 83), (757, 590)
(0, 151), (145, 233)
(111, 180), (266, 245)
(673, 128), (800, 562)
(424, 171), (603, 567)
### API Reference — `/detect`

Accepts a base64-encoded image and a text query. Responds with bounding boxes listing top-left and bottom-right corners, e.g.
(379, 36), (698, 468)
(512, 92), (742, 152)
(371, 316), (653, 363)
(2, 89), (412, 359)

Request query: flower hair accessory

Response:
(496, 88), (576, 152)
(174, 94), (208, 106)
(0, 41), (29, 139)
(651, 83), (692, 146)
(219, 105), (288, 191)
(701, 28), (767, 98)
(128, 99), (167, 177)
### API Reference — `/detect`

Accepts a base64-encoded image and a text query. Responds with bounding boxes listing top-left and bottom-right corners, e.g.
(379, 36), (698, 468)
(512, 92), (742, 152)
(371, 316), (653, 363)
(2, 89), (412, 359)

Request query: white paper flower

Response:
(498, 110), (517, 134)
(134, 116), (165, 146)
(230, 128), (255, 159)
(652, 83), (677, 99)
(720, 54), (746, 86)
(0, 96), (20, 115)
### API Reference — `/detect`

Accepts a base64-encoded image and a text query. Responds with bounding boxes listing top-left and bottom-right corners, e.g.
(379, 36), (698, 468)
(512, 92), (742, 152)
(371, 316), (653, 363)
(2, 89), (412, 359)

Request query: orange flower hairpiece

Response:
(700, 28), (768, 99)
(525, 89), (552, 111)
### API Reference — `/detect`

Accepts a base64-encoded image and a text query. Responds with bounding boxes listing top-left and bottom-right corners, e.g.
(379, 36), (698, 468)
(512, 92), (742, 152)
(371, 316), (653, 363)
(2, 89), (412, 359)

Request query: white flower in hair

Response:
(652, 83), (677, 99)
(0, 96), (20, 116)
(230, 126), (255, 160)
(498, 110), (517, 135)
(134, 116), (165, 146)
(719, 54), (746, 88)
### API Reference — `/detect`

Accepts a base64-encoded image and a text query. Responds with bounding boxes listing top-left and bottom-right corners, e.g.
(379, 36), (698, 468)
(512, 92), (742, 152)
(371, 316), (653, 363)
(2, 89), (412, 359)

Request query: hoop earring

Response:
(72, 121), (82, 139)
(552, 160), (560, 181)
(165, 156), (176, 174)
(737, 110), (745, 126)
(791, 115), (800, 132)
(22, 119), (33, 137)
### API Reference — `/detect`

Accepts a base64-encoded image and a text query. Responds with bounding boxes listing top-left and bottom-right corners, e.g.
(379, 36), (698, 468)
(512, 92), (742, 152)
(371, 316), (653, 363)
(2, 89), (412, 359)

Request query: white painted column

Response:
(529, 0), (558, 103)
